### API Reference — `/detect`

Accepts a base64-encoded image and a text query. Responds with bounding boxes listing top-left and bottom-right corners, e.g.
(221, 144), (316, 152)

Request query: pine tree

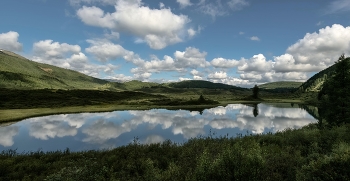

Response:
(318, 54), (350, 126)
(252, 85), (259, 99)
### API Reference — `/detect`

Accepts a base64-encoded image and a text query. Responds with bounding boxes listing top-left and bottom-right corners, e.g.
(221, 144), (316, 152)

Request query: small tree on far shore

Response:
(253, 85), (259, 99)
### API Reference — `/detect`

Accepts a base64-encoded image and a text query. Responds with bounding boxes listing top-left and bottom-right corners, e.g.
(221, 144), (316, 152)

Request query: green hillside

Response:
(122, 80), (160, 90)
(164, 80), (247, 90)
(258, 81), (303, 89)
(0, 50), (120, 90)
(298, 64), (337, 92)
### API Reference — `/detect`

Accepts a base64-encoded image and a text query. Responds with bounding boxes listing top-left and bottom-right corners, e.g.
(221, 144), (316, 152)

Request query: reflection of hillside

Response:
(299, 105), (320, 120)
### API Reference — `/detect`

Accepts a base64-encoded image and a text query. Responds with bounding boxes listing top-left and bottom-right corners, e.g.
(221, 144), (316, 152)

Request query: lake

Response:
(0, 103), (318, 152)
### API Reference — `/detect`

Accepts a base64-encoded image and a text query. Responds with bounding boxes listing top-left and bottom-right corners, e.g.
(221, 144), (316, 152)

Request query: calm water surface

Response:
(0, 103), (317, 152)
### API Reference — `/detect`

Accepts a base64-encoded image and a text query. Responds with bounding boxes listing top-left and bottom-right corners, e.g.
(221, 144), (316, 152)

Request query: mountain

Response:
(298, 64), (337, 92)
(0, 50), (122, 90)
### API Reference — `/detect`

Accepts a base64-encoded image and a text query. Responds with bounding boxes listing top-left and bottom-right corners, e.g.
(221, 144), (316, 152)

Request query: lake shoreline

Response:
(0, 99), (311, 123)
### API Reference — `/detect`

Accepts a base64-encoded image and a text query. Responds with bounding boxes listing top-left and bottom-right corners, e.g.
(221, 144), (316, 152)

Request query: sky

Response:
(1, 0), (350, 87)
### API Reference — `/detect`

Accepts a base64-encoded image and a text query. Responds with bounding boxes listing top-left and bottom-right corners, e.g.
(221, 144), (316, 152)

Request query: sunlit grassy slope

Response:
(258, 81), (303, 89)
(0, 50), (122, 90)
(0, 50), (248, 91)
(298, 64), (337, 92)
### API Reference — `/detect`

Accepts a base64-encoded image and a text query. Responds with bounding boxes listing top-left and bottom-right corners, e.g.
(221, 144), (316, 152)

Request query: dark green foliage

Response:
(253, 85), (259, 99)
(0, 89), (165, 109)
(122, 80), (160, 90)
(165, 80), (247, 91)
(253, 104), (259, 117)
(259, 81), (303, 89)
(259, 81), (302, 93)
(318, 55), (350, 126)
(1, 124), (350, 180)
(198, 95), (205, 102)
(148, 95), (219, 106)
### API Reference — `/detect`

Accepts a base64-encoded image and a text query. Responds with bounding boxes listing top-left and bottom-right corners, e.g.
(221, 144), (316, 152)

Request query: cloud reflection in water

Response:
(0, 126), (19, 147)
(0, 104), (317, 151)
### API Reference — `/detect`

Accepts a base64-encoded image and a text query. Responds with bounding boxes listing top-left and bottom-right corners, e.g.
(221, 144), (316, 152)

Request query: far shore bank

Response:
(0, 98), (312, 123)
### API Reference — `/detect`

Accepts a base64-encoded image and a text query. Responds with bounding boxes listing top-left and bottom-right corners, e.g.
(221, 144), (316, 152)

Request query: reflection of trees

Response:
(253, 104), (259, 117)
(299, 105), (320, 121)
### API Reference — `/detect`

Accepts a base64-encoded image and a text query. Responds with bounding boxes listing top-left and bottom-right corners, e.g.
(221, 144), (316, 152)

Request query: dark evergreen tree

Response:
(252, 85), (259, 99)
(253, 104), (259, 117)
(318, 54), (350, 126)
(198, 95), (205, 102)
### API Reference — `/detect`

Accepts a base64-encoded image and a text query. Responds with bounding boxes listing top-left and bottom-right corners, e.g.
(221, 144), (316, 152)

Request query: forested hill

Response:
(298, 64), (337, 92)
(258, 81), (303, 89)
(164, 80), (247, 90)
(0, 50), (118, 90)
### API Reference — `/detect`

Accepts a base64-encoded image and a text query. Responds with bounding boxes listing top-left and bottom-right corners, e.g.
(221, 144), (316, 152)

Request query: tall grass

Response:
(1, 124), (349, 180)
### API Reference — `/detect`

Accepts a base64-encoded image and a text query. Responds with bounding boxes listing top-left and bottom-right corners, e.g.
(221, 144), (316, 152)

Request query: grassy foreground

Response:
(1, 123), (349, 180)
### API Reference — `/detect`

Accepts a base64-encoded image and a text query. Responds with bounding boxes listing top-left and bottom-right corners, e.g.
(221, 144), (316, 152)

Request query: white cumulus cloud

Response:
(32, 39), (119, 77)
(208, 71), (227, 79)
(0, 31), (23, 52)
(211, 57), (241, 68)
(86, 39), (131, 62)
(77, 0), (191, 49)
(286, 24), (350, 68)
(33, 40), (81, 60)
(174, 47), (209, 68)
(238, 54), (273, 73)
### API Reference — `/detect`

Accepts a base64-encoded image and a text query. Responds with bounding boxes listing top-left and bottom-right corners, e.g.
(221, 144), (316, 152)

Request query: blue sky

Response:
(1, 0), (350, 87)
